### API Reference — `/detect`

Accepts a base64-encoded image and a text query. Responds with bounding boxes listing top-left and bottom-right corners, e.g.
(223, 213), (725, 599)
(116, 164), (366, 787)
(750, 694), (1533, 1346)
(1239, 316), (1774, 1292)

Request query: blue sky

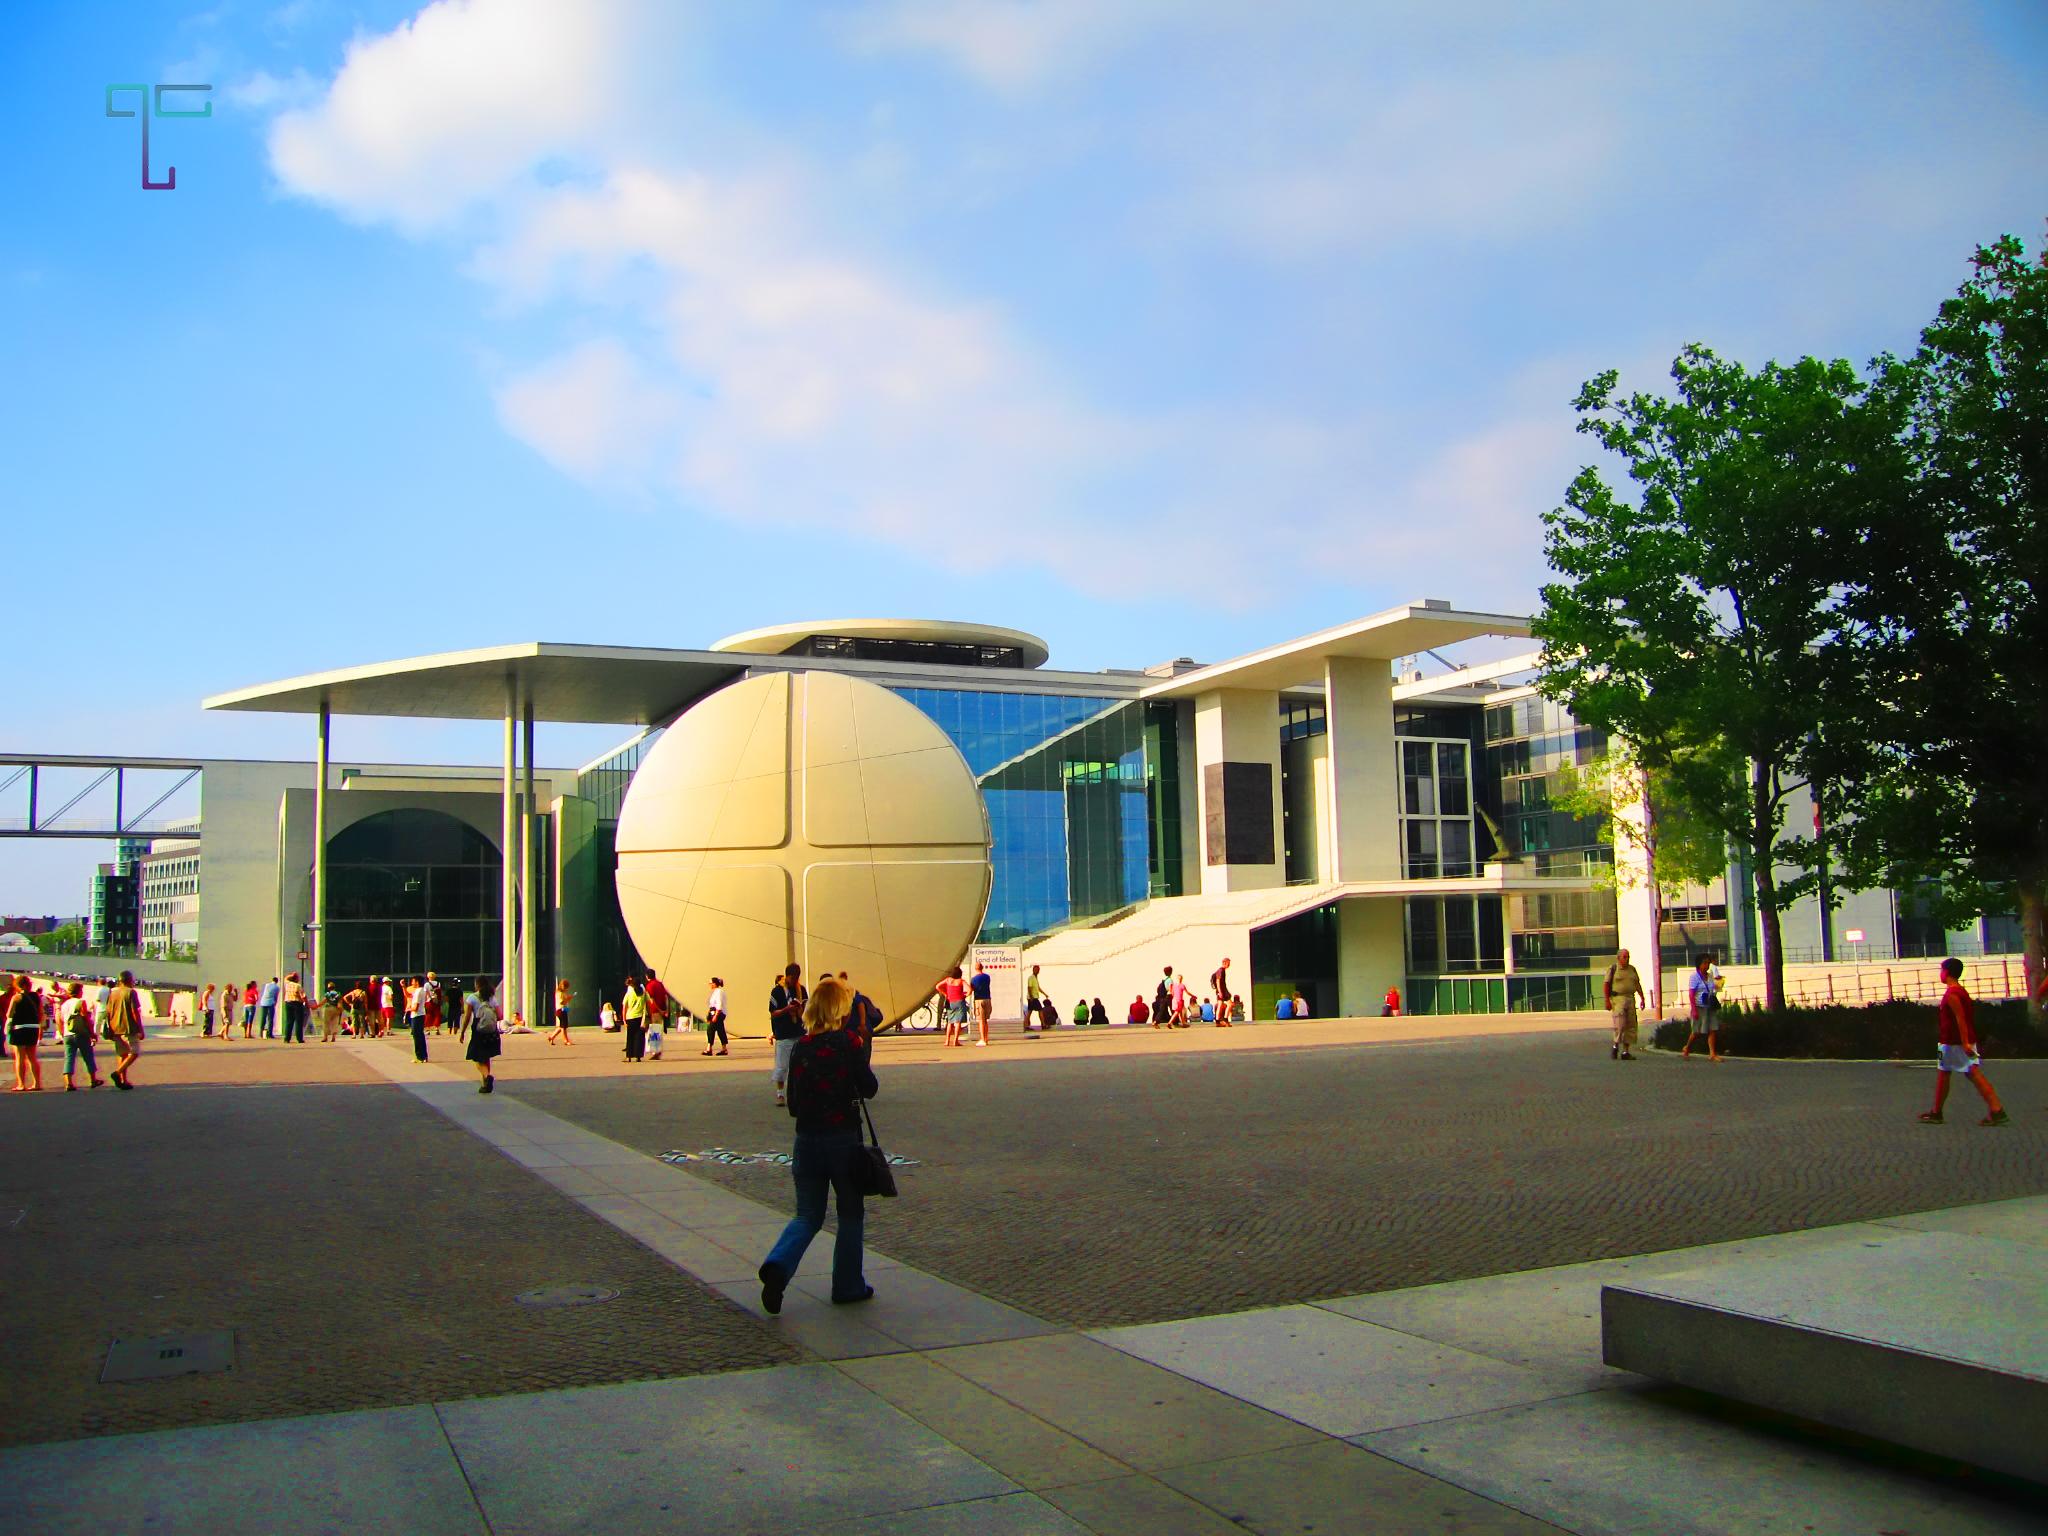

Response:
(5, 0), (2046, 913)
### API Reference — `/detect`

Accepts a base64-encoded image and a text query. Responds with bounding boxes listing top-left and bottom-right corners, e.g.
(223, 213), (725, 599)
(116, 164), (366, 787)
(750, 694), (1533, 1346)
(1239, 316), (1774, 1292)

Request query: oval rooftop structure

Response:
(710, 618), (1051, 670)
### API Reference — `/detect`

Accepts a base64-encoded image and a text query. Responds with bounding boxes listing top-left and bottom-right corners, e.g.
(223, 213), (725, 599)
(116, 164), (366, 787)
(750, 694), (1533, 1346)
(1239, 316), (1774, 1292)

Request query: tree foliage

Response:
(1533, 345), (1909, 1010)
(1813, 230), (2048, 1018)
(1552, 751), (1727, 897)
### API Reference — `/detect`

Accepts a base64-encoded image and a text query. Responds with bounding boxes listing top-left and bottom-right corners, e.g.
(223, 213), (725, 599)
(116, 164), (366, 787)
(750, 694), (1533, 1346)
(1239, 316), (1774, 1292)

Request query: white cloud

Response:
(493, 337), (683, 483)
(842, 0), (1175, 91)
(267, 0), (637, 229)
(483, 168), (1136, 577)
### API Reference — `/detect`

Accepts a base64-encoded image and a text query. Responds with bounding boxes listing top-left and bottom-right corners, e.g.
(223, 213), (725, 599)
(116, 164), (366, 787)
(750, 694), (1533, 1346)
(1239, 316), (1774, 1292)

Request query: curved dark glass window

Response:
(324, 809), (502, 983)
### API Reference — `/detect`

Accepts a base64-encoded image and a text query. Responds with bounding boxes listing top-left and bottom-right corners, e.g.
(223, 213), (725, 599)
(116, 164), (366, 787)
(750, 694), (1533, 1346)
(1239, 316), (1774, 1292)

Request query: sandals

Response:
(1981, 1110), (2010, 1127)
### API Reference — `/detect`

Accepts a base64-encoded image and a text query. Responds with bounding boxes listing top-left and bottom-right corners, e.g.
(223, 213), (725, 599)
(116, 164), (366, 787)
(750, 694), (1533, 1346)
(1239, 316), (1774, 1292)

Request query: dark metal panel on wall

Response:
(1203, 761), (1275, 867)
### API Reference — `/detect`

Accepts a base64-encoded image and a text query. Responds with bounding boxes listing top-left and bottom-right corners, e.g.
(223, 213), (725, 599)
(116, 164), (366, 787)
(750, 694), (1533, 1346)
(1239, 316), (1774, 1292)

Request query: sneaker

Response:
(1981, 1110), (2011, 1127)
(758, 1262), (787, 1315)
(1610, 1044), (1619, 1060)
(830, 1284), (876, 1305)
(1916, 1111), (1943, 1124)
(1620, 1052), (1635, 1061)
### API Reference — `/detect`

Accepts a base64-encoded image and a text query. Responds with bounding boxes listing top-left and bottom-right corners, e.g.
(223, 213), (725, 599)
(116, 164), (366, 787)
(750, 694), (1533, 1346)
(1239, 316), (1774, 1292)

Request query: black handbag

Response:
(856, 1097), (898, 1198)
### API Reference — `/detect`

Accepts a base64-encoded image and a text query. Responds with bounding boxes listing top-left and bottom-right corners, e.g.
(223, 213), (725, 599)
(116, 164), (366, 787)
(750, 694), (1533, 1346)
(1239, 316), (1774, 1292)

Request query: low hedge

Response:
(1649, 997), (2047, 1060)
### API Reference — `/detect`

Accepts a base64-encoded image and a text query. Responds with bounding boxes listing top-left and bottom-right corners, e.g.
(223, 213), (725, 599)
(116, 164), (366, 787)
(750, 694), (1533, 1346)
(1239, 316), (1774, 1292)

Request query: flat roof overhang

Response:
(204, 642), (1141, 725)
(1139, 602), (1531, 701)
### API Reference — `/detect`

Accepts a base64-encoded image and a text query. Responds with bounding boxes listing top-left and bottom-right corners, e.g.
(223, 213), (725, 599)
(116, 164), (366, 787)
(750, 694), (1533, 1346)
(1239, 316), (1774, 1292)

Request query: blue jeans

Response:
(259, 1004), (276, 1037)
(763, 1129), (866, 1300)
(64, 1040), (97, 1079)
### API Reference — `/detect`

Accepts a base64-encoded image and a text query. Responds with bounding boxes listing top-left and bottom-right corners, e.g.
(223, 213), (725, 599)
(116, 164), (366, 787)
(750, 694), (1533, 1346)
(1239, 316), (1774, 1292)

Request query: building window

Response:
(324, 809), (502, 982)
(1397, 738), (1476, 878)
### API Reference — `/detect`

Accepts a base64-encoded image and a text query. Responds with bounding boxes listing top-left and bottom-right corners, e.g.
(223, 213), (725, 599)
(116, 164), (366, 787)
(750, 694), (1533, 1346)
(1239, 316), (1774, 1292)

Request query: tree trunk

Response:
(2021, 878), (2047, 1029)
(1753, 759), (1787, 1012)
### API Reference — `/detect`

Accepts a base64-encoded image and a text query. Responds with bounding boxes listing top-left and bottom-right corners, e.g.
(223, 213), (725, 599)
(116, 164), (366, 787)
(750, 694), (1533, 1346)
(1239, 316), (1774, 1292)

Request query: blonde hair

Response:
(804, 976), (852, 1035)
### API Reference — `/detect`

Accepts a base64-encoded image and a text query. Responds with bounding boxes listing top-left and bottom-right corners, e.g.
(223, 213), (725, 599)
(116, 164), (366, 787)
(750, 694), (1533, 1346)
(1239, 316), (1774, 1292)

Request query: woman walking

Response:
(702, 977), (729, 1055)
(547, 978), (573, 1046)
(8, 975), (44, 1092)
(60, 982), (101, 1089)
(757, 977), (880, 1313)
(459, 978), (501, 1093)
(621, 976), (649, 1062)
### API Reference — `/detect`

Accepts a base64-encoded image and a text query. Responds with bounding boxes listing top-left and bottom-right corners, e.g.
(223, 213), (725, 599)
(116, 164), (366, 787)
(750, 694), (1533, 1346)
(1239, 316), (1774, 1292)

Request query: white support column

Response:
(1193, 688), (1286, 894)
(521, 705), (537, 1025)
(502, 690), (518, 1009)
(1613, 764), (1662, 1017)
(312, 705), (329, 999)
(1322, 656), (1400, 883)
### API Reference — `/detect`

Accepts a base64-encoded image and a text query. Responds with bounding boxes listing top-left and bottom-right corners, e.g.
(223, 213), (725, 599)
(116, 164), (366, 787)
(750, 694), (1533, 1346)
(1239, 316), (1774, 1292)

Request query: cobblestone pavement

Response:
(505, 1032), (2048, 1331)
(0, 1053), (797, 1448)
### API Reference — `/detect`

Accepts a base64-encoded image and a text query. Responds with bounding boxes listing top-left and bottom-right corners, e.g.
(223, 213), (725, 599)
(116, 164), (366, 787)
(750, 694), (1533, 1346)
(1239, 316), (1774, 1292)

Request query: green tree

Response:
(33, 922), (87, 954)
(1815, 231), (2048, 1021)
(1533, 346), (1906, 1011)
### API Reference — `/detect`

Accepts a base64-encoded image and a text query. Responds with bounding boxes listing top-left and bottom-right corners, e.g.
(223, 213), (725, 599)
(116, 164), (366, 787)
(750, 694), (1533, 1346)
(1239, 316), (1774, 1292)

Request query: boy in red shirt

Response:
(1918, 958), (2009, 1127)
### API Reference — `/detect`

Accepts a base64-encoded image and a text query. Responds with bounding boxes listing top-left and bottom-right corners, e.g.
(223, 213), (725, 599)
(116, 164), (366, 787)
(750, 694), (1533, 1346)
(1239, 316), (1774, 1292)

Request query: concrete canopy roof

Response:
(203, 643), (751, 726)
(1138, 602), (1531, 700)
(710, 618), (1052, 669)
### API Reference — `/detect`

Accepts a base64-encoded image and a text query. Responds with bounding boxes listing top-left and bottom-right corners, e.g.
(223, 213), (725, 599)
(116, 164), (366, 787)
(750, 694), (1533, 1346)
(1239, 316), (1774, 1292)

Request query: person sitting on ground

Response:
(1293, 991), (1311, 1019)
(1127, 995), (1149, 1025)
(1276, 993), (1294, 1019)
(1070, 997), (1088, 1027)
(1088, 997), (1109, 1028)
(1199, 997), (1216, 1024)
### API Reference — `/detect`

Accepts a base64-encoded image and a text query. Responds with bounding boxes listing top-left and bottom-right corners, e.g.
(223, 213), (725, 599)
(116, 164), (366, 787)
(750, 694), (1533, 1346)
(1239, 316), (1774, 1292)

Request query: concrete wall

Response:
(9, 956), (198, 990)
(1194, 689), (1286, 894)
(193, 758), (580, 1003)
(1323, 657), (1400, 882)
(1337, 897), (1404, 1018)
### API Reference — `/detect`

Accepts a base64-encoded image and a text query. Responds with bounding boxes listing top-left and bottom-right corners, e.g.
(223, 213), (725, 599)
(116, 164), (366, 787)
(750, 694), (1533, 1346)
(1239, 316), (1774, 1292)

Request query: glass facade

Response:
(1399, 738), (1476, 878)
(578, 730), (662, 822)
(324, 809), (503, 983)
(894, 689), (1182, 943)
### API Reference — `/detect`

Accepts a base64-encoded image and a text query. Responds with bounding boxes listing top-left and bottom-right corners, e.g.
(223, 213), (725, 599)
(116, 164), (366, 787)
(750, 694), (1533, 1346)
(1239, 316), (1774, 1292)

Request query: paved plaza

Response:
(2, 1019), (2045, 1534)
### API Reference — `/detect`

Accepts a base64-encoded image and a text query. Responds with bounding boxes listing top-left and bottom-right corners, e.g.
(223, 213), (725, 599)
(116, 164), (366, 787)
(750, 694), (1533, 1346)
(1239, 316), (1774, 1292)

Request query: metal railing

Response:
(1714, 958), (2033, 1011)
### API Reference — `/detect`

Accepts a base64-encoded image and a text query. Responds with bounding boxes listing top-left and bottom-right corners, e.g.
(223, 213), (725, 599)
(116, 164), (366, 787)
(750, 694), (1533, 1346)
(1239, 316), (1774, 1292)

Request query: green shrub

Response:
(1649, 997), (2046, 1059)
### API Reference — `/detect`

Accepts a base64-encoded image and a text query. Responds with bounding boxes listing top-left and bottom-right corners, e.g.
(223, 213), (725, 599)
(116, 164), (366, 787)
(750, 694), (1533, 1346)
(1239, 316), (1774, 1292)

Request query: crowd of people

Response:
(5, 970), (151, 1090)
(1015, 957), (1296, 1032)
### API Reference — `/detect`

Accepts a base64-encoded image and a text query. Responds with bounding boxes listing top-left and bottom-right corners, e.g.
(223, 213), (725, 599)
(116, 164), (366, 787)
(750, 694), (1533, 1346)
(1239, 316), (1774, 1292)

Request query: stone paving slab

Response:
(434, 1365), (1017, 1536)
(795, 1492), (1092, 1535)
(833, 1352), (1131, 1492)
(1157, 1438), (1567, 1536)
(1873, 1190), (2048, 1247)
(927, 1334), (1324, 1473)
(1355, 1384), (2048, 1536)
(1035, 1473), (1252, 1536)
(1094, 1305), (1578, 1437)
(0, 1404), (485, 1536)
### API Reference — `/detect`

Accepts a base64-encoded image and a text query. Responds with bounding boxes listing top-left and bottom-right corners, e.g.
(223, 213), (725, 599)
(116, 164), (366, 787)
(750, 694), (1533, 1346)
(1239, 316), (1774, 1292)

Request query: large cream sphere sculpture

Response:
(615, 671), (992, 1027)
